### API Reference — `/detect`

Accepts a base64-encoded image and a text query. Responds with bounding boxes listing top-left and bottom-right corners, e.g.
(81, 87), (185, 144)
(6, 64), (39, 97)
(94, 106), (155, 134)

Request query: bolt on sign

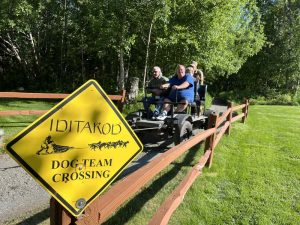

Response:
(5, 80), (143, 216)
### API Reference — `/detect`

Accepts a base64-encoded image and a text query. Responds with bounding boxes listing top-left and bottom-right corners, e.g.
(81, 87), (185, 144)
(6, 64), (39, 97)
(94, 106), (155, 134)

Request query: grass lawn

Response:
(169, 105), (300, 225)
(0, 99), (59, 153)
(1, 102), (299, 224)
(103, 105), (300, 225)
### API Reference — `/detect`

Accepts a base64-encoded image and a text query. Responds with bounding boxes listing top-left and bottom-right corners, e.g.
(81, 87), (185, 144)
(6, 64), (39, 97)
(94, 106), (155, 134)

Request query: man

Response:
(156, 64), (194, 120)
(143, 66), (168, 116)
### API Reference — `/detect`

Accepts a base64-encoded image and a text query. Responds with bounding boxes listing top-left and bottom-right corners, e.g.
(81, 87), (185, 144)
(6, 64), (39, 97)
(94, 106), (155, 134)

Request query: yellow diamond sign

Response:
(5, 80), (143, 216)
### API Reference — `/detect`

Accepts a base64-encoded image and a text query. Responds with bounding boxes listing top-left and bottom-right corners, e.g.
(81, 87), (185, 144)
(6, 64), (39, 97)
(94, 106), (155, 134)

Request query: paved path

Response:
(0, 150), (159, 224)
(0, 154), (49, 224)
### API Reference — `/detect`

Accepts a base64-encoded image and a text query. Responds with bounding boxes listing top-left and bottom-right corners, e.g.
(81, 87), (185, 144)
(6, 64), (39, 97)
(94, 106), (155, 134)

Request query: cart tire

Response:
(173, 121), (193, 145)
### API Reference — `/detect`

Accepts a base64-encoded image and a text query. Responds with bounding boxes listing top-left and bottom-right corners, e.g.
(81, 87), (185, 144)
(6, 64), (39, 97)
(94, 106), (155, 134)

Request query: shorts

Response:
(168, 91), (194, 103)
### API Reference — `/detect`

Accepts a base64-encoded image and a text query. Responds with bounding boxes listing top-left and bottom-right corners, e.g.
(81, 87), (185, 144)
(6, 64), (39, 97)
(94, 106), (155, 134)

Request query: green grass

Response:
(169, 105), (300, 225)
(104, 105), (300, 225)
(0, 99), (58, 153)
(1, 102), (299, 224)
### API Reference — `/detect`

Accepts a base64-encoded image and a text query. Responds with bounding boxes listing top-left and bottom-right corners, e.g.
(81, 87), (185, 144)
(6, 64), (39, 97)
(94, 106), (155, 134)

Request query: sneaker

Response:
(156, 111), (167, 121)
(153, 109), (160, 117)
(150, 109), (158, 120)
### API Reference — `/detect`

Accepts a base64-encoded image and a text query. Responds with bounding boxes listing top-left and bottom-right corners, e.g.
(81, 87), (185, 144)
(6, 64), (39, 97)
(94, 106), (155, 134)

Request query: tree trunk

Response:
(127, 77), (139, 101)
(142, 18), (155, 92)
(81, 32), (86, 83)
(119, 49), (125, 91)
(60, 0), (68, 87)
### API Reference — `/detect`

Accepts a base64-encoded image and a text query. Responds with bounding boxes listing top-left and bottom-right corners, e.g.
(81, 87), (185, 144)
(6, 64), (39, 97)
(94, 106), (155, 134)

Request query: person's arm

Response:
(161, 83), (170, 89)
(171, 75), (193, 90)
(172, 81), (190, 90)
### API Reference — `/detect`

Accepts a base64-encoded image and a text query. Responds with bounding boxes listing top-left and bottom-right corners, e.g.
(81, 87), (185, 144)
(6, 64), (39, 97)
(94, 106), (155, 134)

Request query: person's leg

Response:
(156, 97), (164, 111)
(142, 97), (149, 111)
(175, 99), (188, 112)
(156, 98), (171, 120)
(162, 98), (171, 113)
(143, 96), (157, 111)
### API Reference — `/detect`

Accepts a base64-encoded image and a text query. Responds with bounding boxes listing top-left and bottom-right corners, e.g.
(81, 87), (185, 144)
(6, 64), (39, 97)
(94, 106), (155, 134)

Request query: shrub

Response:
(270, 94), (293, 105)
(292, 94), (300, 105)
(205, 92), (213, 109)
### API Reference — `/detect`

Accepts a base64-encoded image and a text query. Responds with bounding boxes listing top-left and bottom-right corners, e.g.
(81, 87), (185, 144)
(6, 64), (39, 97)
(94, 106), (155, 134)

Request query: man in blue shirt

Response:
(156, 64), (194, 120)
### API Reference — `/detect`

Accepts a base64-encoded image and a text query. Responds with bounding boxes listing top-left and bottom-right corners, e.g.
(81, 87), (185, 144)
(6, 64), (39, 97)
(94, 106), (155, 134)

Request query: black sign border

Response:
(6, 80), (143, 216)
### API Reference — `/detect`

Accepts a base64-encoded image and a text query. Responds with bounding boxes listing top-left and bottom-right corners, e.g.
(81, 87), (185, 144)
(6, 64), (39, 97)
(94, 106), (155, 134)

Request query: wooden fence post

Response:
(50, 198), (73, 225)
(204, 112), (218, 168)
(225, 102), (233, 135)
(117, 89), (126, 112)
(242, 99), (248, 123)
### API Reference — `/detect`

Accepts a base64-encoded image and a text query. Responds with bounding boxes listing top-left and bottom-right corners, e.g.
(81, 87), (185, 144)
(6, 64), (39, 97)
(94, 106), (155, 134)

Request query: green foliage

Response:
(0, 0), (265, 93)
(249, 93), (300, 105)
(221, 0), (300, 98)
(205, 92), (213, 109)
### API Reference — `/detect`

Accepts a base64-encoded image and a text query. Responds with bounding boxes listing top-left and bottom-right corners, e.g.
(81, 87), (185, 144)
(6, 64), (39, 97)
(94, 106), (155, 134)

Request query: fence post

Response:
(118, 89), (126, 112)
(242, 99), (248, 123)
(50, 198), (73, 225)
(225, 102), (233, 135)
(204, 111), (218, 168)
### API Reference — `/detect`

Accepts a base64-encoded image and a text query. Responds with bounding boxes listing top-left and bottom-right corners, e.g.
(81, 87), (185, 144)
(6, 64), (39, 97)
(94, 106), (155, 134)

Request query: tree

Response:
(228, 0), (300, 97)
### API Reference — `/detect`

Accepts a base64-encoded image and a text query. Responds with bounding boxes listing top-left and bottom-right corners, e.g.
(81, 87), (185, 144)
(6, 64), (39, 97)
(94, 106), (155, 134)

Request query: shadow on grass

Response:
(15, 207), (49, 225)
(103, 142), (203, 225)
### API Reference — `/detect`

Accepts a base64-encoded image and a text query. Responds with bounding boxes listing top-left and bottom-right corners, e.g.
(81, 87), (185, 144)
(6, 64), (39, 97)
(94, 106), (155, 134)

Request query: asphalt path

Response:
(0, 103), (227, 224)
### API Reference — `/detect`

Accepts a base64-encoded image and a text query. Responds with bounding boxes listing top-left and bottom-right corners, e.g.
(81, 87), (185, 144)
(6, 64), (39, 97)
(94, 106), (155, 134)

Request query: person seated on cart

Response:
(143, 66), (169, 116)
(187, 61), (204, 96)
(189, 61), (206, 114)
(156, 64), (194, 120)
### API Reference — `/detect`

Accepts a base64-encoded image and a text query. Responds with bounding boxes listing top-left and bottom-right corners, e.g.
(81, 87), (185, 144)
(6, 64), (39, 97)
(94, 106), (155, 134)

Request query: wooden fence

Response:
(0, 90), (126, 116)
(50, 99), (249, 225)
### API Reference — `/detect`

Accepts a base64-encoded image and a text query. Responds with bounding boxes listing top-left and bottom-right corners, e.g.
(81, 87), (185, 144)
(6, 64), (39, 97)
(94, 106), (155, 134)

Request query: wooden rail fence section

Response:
(50, 99), (249, 225)
(0, 90), (126, 115)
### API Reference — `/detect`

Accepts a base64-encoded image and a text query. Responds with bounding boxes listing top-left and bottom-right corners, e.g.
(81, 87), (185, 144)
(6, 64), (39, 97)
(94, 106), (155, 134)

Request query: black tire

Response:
(173, 120), (193, 145)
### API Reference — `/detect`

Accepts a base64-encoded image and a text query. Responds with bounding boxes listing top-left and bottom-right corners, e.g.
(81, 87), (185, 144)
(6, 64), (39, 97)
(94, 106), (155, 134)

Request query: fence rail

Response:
(0, 90), (126, 116)
(50, 99), (249, 225)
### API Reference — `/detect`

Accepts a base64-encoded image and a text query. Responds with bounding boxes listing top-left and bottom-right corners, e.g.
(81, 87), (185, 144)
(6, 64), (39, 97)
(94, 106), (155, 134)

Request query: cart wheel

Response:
(173, 121), (193, 145)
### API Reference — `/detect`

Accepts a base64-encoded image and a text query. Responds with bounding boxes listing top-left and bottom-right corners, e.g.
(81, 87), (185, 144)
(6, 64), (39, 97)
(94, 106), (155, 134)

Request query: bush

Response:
(250, 96), (267, 105)
(216, 89), (300, 106)
(205, 92), (213, 109)
(272, 94), (292, 105)
(249, 94), (299, 106)
(292, 94), (300, 106)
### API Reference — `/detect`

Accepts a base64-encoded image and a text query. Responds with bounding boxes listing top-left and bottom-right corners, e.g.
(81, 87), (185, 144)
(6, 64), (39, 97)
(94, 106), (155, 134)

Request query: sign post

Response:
(6, 80), (143, 216)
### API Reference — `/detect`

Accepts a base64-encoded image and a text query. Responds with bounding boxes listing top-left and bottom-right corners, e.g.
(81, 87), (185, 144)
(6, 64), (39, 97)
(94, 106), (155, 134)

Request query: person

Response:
(189, 61), (206, 115)
(143, 66), (169, 116)
(156, 64), (194, 120)
(189, 61), (204, 85)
